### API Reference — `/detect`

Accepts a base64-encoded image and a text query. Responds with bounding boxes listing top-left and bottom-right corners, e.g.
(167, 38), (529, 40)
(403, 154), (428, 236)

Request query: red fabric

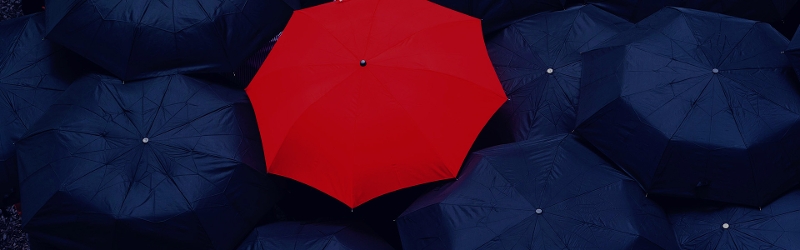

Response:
(247, 0), (506, 208)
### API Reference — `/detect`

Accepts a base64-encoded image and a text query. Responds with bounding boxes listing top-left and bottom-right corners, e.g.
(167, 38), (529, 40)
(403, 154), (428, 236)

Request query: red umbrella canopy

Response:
(247, 0), (506, 208)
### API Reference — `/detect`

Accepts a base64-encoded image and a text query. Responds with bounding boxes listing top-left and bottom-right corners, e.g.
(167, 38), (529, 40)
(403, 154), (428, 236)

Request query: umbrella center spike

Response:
(712, 68), (719, 74)
(142, 137), (149, 144)
(535, 208), (543, 214)
(360, 60), (367, 67)
(722, 223), (730, 229)
(546, 68), (554, 74)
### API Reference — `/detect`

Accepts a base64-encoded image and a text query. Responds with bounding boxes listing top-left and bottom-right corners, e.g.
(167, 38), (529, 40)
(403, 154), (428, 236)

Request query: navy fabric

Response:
(486, 5), (631, 142)
(238, 221), (394, 250)
(669, 189), (800, 249)
(42, 0), (313, 81)
(16, 74), (281, 250)
(569, 0), (682, 22)
(227, 32), (282, 89)
(679, 0), (800, 38)
(576, 7), (800, 207)
(429, 0), (569, 35)
(397, 134), (679, 250)
(679, 0), (797, 23)
(0, 13), (91, 206)
(788, 26), (800, 79)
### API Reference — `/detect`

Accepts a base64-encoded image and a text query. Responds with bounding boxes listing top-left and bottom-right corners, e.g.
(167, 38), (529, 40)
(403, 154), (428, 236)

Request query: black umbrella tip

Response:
(360, 60), (367, 67)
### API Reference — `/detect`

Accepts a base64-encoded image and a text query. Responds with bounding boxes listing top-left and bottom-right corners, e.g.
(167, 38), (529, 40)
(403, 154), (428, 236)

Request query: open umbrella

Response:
(567, 0), (681, 22)
(486, 5), (631, 142)
(788, 26), (800, 79)
(16, 74), (280, 249)
(238, 221), (394, 250)
(0, 13), (90, 205)
(396, 134), (679, 250)
(248, 0), (507, 208)
(576, 7), (800, 207)
(678, 0), (800, 38)
(429, 0), (568, 35)
(669, 189), (800, 249)
(43, 0), (308, 81)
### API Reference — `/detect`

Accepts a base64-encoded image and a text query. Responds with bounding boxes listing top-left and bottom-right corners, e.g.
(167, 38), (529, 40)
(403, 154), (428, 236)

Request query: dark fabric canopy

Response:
(397, 134), (679, 250)
(43, 0), (315, 81)
(486, 5), (631, 142)
(669, 189), (800, 249)
(237, 221), (394, 250)
(576, 7), (800, 207)
(429, 0), (569, 35)
(0, 13), (91, 206)
(788, 26), (800, 79)
(16, 73), (280, 249)
(569, 0), (682, 22)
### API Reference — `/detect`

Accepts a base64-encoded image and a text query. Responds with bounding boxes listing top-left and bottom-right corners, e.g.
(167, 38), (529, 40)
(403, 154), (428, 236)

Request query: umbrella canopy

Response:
(576, 7), (800, 207)
(16, 74), (281, 249)
(397, 134), (679, 250)
(429, 0), (569, 35)
(248, 0), (507, 208)
(0, 13), (90, 205)
(568, 0), (681, 22)
(788, 26), (800, 79)
(679, 0), (797, 23)
(486, 5), (631, 142)
(669, 189), (800, 249)
(43, 0), (305, 81)
(238, 221), (394, 250)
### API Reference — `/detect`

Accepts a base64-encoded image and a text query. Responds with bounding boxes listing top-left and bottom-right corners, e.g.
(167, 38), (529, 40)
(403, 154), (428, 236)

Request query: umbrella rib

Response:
(295, 11), (359, 60)
(716, 25), (758, 69)
(718, 74), (800, 115)
(372, 64), (506, 99)
(369, 19), (477, 61)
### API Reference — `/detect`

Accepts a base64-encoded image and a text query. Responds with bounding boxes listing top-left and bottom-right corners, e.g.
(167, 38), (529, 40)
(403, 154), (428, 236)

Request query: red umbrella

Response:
(247, 0), (506, 208)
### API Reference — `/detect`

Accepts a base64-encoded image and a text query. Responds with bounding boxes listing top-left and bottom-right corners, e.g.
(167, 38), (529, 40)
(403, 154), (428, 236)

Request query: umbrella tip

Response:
(360, 60), (367, 67)
(712, 68), (719, 74)
(142, 138), (149, 144)
(546, 68), (554, 74)
(722, 223), (729, 229)
(535, 208), (543, 214)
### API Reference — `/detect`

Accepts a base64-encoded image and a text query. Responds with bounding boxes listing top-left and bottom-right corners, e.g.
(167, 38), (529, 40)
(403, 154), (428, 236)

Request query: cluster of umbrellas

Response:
(2, 0), (800, 249)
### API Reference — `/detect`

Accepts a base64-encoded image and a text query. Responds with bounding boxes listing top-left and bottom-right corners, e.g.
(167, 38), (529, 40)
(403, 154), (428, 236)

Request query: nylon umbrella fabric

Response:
(788, 26), (800, 79)
(428, 0), (569, 35)
(0, 13), (91, 205)
(486, 5), (631, 142)
(42, 0), (302, 81)
(16, 74), (281, 249)
(678, 0), (800, 39)
(396, 134), (679, 250)
(669, 189), (800, 249)
(568, 0), (682, 22)
(237, 221), (394, 250)
(678, 0), (797, 23)
(575, 7), (800, 207)
(247, 0), (507, 208)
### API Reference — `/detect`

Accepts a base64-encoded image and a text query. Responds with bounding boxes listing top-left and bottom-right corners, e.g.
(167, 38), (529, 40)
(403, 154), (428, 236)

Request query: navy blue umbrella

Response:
(238, 221), (394, 250)
(397, 134), (679, 250)
(486, 5), (631, 142)
(429, 0), (568, 35)
(16, 73), (280, 249)
(789, 26), (800, 79)
(0, 13), (90, 205)
(43, 0), (322, 81)
(679, 0), (796, 23)
(679, 0), (800, 38)
(568, 0), (682, 22)
(669, 189), (800, 249)
(576, 7), (800, 207)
